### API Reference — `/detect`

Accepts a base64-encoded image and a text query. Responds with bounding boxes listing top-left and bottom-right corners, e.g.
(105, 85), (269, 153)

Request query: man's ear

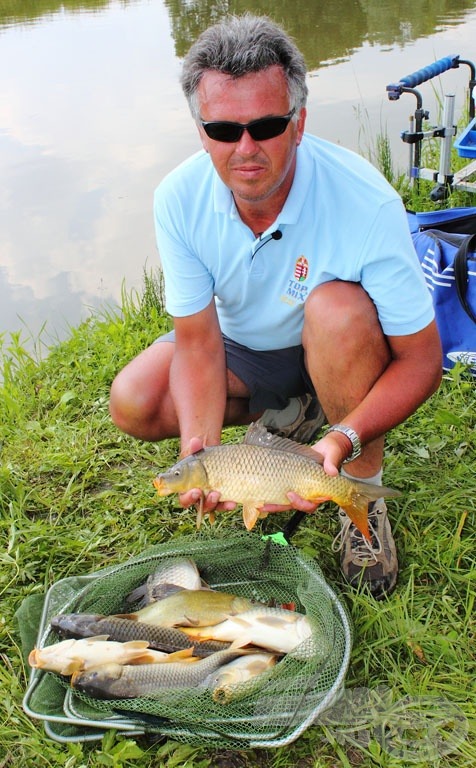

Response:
(296, 107), (307, 146)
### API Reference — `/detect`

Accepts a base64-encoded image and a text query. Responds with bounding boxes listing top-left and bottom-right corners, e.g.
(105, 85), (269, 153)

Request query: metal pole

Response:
(437, 93), (455, 184)
(408, 114), (415, 184)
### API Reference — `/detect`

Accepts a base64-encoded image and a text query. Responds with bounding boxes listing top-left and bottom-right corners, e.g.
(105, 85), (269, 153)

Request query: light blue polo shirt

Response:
(154, 133), (434, 351)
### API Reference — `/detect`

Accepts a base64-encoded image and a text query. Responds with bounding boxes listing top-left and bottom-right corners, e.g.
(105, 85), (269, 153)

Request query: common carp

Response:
(154, 423), (401, 539)
(50, 613), (231, 657)
(71, 649), (247, 699)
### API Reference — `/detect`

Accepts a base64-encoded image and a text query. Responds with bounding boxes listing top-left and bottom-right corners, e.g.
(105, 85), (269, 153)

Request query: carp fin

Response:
(195, 494), (205, 529)
(123, 640), (151, 649)
(125, 584), (146, 604)
(181, 630), (213, 642)
(242, 502), (264, 531)
(341, 494), (371, 540)
(352, 480), (402, 501)
(223, 614), (252, 628)
(166, 647), (198, 663)
(149, 583), (187, 601)
(60, 660), (84, 675)
(307, 495), (332, 505)
(243, 423), (324, 463)
(127, 649), (168, 665)
(229, 635), (255, 650)
(181, 613), (202, 628)
(340, 479), (402, 541)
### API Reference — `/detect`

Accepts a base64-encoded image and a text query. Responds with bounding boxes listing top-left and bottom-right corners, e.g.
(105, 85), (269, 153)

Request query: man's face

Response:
(196, 66), (306, 212)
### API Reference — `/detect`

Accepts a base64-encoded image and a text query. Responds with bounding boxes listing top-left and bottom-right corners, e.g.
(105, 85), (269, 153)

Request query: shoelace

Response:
(332, 510), (383, 565)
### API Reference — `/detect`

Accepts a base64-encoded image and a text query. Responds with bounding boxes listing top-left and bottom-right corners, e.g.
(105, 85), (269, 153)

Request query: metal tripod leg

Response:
(430, 94), (456, 201)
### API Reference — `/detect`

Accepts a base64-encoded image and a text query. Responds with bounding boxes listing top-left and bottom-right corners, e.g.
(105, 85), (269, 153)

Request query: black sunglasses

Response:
(200, 108), (296, 143)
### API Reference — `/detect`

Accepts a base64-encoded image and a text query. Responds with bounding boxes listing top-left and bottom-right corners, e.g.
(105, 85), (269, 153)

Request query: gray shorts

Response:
(156, 331), (314, 412)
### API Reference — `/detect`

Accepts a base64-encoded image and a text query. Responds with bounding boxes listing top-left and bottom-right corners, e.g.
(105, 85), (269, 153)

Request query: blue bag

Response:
(408, 207), (476, 374)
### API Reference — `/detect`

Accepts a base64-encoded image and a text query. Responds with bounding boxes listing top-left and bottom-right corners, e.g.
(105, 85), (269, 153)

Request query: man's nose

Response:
(235, 128), (261, 154)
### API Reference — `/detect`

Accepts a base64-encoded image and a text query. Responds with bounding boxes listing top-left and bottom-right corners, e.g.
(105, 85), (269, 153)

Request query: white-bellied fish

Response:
(126, 557), (203, 606)
(207, 652), (278, 703)
(154, 423), (401, 539)
(50, 613), (231, 657)
(118, 588), (255, 628)
(27, 636), (185, 676)
(181, 606), (314, 657)
(71, 649), (247, 699)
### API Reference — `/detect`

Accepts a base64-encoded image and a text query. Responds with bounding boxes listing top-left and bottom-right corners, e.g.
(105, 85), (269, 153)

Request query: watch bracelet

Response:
(325, 424), (362, 463)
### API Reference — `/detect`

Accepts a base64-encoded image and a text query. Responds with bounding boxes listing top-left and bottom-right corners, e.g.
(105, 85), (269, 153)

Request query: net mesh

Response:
(22, 532), (352, 748)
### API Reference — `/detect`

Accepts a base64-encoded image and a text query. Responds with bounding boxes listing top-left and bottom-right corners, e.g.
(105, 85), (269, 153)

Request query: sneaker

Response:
(258, 393), (326, 444)
(332, 499), (398, 599)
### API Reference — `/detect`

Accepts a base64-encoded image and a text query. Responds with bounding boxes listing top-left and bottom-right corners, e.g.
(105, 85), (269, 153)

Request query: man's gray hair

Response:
(181, 14), (308, 120)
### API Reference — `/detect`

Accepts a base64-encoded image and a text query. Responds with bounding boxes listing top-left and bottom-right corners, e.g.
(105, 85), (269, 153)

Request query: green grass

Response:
(1, 183), (476, 768)
(355, 83), (476, 212)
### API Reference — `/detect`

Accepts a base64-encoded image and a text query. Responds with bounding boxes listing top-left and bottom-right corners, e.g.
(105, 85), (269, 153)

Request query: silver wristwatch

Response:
(326, 424), (362, 463)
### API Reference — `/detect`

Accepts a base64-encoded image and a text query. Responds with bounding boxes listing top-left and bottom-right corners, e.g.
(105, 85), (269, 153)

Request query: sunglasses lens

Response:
(203, 123), (243, 142)
(201, 109), (295, 143)
(248, 117), (289, 141)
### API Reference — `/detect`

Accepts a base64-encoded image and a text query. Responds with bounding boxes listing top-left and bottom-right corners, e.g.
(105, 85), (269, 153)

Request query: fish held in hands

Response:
(154, 423), (401, 539)
(28, 636), (173, 676)
(118, 588), (254, 628)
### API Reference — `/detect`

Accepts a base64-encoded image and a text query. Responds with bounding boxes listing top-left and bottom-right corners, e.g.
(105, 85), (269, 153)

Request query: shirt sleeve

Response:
(153, 179), (214, 318)
(358, 197), (435, 336)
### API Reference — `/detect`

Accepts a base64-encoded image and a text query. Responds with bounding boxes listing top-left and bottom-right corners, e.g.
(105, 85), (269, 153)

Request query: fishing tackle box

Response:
(19, 532), (352, 749)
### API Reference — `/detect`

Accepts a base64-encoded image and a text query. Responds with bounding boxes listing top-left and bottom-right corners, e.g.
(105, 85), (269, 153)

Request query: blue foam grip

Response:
(398, 55), (460, 88)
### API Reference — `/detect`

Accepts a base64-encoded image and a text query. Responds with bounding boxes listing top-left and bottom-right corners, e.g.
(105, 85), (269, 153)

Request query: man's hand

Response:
(178, 436), (237, 513)
(310, 431), (349, 476)
(259, 437), (345, 515)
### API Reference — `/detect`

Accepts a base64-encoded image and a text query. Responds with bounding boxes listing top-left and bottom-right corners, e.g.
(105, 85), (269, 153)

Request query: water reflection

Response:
(153, 0), (475, 67)
(0, 0), (119, 28)
(2, 0), (476, 68)
(1, 0), (476, 349)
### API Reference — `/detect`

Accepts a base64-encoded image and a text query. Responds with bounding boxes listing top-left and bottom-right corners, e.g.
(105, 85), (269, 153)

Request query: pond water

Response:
(1, 0), (476, 349)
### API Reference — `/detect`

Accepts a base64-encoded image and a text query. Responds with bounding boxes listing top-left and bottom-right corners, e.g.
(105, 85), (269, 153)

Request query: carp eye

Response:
(173, 469), (181, 476)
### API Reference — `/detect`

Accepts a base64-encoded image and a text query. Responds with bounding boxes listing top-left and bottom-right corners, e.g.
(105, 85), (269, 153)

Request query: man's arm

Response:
(264, 319), (442, 514)
(315, 319), (442, 476)
(169, 300), (238, 514)
(170, 299), (227, 455)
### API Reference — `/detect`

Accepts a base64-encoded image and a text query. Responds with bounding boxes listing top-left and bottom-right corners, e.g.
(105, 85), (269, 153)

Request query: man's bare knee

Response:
(302, 282), (391, 419)
(109, 343), (175, 439)
(304, 281), (380, 338)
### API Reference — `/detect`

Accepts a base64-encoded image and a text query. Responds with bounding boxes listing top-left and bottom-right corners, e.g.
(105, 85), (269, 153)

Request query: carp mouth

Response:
(153, 477), (173, 496)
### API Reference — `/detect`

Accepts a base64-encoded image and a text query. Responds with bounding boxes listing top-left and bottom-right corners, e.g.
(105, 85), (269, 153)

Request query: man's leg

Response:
(303, 281), (392, 473)
(109, 341), (178, 441)
(109, 341), (252, 441)
(302, 281), (398, 598)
